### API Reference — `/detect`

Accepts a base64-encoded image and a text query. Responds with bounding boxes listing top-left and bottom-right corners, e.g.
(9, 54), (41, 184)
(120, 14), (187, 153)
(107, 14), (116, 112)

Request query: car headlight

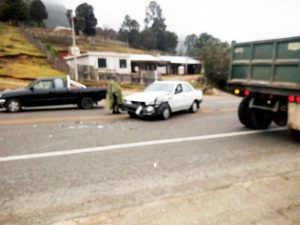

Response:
(154, 96), (163, 106)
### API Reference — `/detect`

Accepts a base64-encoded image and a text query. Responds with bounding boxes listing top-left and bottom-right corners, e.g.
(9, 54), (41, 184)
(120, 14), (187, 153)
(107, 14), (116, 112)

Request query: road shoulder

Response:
(52, 170), (300, 225)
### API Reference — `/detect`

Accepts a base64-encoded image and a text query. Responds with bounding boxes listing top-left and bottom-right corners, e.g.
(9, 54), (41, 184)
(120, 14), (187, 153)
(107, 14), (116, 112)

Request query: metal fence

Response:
(76, 65), (160, 85)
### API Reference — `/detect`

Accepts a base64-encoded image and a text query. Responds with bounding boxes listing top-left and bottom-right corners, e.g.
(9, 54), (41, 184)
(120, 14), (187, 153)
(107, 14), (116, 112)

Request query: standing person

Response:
(105, 75), (124, 114)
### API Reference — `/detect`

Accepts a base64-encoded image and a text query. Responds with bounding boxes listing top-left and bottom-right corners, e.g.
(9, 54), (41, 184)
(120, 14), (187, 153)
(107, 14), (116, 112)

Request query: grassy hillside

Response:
(0, 22), (64, 90)
(28, 26), (150, 54)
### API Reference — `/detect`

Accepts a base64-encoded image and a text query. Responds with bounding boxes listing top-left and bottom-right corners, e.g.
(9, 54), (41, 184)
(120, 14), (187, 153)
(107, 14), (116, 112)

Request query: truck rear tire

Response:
(238, 96), (255, 129)
(250, 108), (272, 129)
(238, 96), (272, 129)
(291, 129), (300, 141)
(273, 111), (287, 126)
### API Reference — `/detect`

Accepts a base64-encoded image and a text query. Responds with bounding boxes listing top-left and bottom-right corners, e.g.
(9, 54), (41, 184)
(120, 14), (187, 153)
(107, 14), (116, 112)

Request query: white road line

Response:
(0, 128), (286, 162)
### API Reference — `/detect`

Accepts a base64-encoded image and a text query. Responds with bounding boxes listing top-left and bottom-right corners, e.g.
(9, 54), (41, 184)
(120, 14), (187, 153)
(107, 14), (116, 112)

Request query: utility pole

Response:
(71, 10), (78, 81)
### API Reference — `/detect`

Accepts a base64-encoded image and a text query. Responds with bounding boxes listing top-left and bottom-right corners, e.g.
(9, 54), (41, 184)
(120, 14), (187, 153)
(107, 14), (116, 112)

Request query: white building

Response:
(65, 52), (202, 78)
(65, 52), (131, 75)
(157, 56), (202, 75)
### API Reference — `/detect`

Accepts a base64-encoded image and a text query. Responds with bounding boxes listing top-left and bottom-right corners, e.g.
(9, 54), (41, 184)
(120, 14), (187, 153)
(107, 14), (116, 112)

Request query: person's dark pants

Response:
(112, 94), (120, 114)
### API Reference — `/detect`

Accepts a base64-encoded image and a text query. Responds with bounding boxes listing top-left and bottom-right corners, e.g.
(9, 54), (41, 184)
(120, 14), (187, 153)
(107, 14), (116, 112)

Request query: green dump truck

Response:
(227, 36), (300, 134)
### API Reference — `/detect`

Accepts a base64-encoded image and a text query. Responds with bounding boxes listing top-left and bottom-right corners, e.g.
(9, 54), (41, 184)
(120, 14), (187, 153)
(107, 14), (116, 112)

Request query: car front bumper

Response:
(122, 103), (163, 117)
(0, 99), (6, 108)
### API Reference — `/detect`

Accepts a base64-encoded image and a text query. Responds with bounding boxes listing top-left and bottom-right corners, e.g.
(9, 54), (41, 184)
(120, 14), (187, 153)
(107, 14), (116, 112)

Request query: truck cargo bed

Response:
(228, 36), (300, 96)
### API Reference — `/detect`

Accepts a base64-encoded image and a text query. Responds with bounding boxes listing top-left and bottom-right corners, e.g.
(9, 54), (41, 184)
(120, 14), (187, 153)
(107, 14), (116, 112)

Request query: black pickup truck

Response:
(0, 76), (107, 112)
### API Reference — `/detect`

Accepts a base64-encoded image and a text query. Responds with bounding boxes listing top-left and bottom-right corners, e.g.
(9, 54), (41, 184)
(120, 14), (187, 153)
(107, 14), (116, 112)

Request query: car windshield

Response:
(144, 83), (174, 93)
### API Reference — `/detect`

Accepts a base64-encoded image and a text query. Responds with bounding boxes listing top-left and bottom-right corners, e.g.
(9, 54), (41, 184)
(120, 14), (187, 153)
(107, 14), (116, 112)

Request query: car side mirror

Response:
(29, 87), (34, 91)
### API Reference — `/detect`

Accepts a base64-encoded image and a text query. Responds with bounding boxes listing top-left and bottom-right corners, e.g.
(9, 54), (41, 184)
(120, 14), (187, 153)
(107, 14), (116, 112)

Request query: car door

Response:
(49, 78), (70, 105)
(25, 80), (55, 106)
(182, 82), (195, 109)
(169, 83), (185, 111)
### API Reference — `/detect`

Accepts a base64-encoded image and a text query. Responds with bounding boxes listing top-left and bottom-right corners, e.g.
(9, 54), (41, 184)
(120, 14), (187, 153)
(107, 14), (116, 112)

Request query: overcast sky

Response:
(60, 0), (300, 43)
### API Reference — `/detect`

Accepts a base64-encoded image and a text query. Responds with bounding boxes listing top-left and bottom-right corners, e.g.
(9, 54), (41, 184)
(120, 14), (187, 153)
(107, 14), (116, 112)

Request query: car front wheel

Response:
(161, 105), (171, 120)
(6, 99), (22, 112)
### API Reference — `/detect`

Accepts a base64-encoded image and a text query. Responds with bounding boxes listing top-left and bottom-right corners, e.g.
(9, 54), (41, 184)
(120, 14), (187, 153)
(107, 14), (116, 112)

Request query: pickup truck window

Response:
(54, 78), (65, 89)
(34, 80), (53, 90)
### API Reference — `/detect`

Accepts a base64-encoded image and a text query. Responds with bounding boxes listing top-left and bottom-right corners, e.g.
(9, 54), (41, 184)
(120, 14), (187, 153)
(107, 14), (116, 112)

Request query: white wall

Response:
(67, 53), (131, 75)
(89, 55), (131, 74)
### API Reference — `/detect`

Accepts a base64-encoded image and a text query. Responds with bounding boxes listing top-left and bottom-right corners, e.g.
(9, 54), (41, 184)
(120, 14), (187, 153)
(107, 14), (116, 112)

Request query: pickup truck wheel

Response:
(161, 105), (171, 120)
(79, 97), (94, 109)
(6, 99), (22, 112)
(238, 96), (255, 129)
(189, 101), (198, 113)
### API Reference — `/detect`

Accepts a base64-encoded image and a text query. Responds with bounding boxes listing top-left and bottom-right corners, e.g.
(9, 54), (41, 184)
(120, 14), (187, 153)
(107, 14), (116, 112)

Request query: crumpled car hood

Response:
(125, 91), (170, 103)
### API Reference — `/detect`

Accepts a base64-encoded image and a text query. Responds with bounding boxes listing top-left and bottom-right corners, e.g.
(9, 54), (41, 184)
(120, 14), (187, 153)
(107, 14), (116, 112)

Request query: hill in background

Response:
(0, 22), (64, 90)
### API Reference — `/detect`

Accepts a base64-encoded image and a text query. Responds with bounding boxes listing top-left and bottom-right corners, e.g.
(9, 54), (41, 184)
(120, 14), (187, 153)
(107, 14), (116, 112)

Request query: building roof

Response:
(130, 54), (165, 62)
(64, 51), (130, 60)
(64, 52), (201, 65)
(157, 56), (201, 65)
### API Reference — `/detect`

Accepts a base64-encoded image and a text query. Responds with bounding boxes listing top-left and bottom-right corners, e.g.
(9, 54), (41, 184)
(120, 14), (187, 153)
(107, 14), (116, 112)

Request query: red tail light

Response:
(244, 90), (250, 96)
(288, 96), (295, 102)
(296, 97), (300, 103)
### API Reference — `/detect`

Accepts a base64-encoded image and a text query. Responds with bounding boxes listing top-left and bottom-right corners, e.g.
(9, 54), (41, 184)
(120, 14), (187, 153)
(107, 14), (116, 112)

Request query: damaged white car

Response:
(122, 81), (203, 119)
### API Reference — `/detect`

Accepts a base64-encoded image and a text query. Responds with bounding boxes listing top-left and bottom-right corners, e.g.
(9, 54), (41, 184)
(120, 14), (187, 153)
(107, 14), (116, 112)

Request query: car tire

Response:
(189, 101), (198, 113)
(161, 104), (171, 120)
(79, 97), (94, 109)
(6, 99), (22, 112)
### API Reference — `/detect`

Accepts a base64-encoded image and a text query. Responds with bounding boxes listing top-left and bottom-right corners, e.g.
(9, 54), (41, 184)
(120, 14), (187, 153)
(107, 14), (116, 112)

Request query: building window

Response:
(98, 58), (107, 68)
(119, 59), (127, 68)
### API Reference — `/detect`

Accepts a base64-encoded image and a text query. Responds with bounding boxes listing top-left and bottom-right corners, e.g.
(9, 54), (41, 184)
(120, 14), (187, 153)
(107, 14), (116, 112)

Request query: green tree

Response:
(143, 1), (177, 52)
(144, 1), (166, 31)
(184, 34), (197, 56)
(140, 28), (156, 50)
(164, 31), (178, 53)
(75, 3), (97, 36)
(29, 0), (48, 27)
(144, 1), (166, 51)
(192, 33), (230, 88)
(0, 0), (28, 24)
(119, 15), (141, 48)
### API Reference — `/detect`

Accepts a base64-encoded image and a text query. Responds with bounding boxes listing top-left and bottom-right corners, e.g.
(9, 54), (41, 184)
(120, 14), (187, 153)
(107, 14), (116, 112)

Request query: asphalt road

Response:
(0, 95), (299, 225)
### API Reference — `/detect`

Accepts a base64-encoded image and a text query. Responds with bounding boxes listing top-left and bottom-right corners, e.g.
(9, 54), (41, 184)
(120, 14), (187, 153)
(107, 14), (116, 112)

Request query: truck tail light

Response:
(289, 96), (295, 102)
(234, 89), (240, 95)
(288, 96), (300, 103)
(244, 90), (250, 96)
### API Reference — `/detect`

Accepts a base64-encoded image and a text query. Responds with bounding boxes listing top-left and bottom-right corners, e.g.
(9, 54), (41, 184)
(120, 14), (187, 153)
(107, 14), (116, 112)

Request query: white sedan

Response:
(123, 80), (203, 119)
